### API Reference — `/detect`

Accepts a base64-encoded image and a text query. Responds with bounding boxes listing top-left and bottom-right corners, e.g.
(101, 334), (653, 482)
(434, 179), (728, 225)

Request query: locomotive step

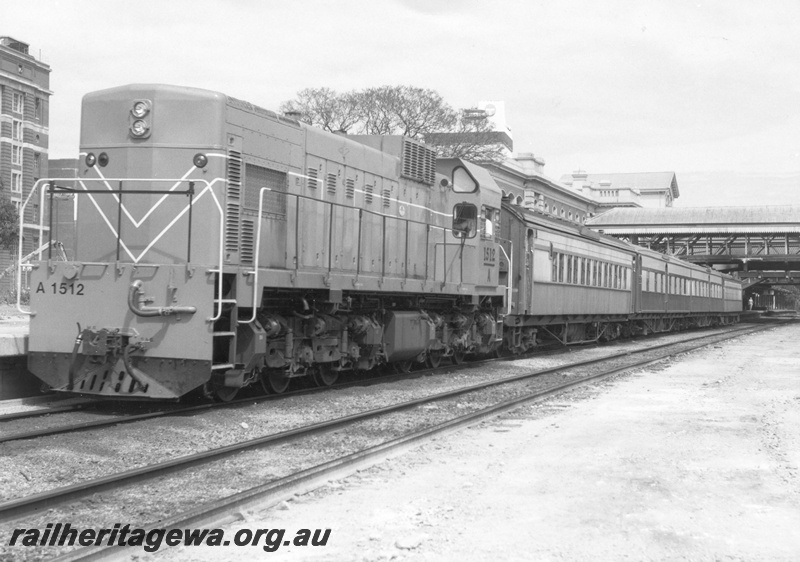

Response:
(211, 363), (235, 371)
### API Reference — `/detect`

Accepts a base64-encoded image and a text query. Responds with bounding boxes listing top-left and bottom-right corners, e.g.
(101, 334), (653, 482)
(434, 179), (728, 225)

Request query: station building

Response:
(0, 37), (51, 292)
(483, 156), (680, 228)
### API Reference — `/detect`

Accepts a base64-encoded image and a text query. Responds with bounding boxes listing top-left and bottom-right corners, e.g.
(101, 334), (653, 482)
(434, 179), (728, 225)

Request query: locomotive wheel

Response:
(452, 350), (466, 365)
(311, 365), (339, 387)
(492, 346), (508, 359)
(261, 369), (291, 394)
(427, 350), (444, 369)
(393, 360), (413, 374)
(213, 384), (238, 403)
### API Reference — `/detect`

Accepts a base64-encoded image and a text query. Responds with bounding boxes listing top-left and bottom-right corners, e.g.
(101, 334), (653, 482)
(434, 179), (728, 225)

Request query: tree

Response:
(279, 87), (362, 134)
(358, 85), (457, 137)
(0, 196), (19, 250)
(425, 109), (509, 162)
(280, 85), (507, 163)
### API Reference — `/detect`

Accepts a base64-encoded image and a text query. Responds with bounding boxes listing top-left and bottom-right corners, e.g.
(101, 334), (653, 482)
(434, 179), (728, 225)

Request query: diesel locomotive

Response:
(21, 84), (743, 401)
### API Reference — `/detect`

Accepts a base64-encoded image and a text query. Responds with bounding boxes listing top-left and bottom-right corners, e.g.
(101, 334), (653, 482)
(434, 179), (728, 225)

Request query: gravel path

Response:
(0, 323), (785, 561)
(136, 322), (800, 562)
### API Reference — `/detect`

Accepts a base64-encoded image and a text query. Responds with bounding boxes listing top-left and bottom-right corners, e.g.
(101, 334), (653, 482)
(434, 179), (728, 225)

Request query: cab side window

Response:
(452, 203), (477, 238)
(452, 167), (478, 193)
(481, 206), (499, 238)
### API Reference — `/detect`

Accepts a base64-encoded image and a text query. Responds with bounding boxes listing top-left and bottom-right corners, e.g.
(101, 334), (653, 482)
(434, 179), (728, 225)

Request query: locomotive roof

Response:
(84, 83), (305, 128)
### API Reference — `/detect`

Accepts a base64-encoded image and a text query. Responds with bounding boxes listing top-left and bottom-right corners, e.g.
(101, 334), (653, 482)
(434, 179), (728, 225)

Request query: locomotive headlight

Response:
(193, 153), (208, 168)
(130, 119), (150, 137)
(98, 152), (109, 167)
(85, 153), (96, 167)
(131, 100), (150, 118)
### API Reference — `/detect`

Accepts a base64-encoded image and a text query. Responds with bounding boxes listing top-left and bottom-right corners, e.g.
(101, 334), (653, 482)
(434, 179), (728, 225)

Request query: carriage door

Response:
(525, 228), (535, 313)
(633, 255), (642, 313)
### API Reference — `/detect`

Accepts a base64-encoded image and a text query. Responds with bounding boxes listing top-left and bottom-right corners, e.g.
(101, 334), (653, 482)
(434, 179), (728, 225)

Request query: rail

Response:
(0, 323), (769, 526)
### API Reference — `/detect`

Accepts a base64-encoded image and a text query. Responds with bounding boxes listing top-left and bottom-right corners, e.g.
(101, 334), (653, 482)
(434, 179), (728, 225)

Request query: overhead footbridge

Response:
(585, 206), (800, 291)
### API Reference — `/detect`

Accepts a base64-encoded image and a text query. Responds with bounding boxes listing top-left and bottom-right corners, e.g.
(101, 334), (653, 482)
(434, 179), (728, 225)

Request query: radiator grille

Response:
(401, 138), (436, 185)
(345, 177), (355, 199)
(365, 184), (373, 205)
(225, 151), (242, 254)
(240, 219), (255, 264)
(307, 167), (319, 190)
(326, 173), (337, 196)
(243, 164), (287, 218)
(383, 188), (391, 209)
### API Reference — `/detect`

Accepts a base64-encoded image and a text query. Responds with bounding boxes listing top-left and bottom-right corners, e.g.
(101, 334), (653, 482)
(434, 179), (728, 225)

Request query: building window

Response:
(34, 97), (42, 121)
(12, 92), (24, 114)
(12, 172), (22, 193)
(12, 120), (22, 141)
(12, 145), (22, 165)
(33, 153), (40, 173)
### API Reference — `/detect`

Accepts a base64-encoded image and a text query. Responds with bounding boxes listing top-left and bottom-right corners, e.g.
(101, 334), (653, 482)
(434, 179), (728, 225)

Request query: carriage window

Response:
(452, 203), (477, 238)
(452, 166), (478, 193)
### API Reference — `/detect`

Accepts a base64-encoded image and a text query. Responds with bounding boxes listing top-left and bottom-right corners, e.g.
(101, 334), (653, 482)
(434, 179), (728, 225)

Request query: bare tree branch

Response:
(281, 85), (506, 163)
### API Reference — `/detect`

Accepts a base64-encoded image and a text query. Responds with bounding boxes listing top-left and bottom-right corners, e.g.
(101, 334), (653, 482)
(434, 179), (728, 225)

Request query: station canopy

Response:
(586, 206), (800, 235)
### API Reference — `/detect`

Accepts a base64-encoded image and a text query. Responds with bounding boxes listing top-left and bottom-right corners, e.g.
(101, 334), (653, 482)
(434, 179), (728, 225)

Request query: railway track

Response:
(0, 322), (773, 553)
(0, 397), (94, 422)
(0, 323), (762, 445)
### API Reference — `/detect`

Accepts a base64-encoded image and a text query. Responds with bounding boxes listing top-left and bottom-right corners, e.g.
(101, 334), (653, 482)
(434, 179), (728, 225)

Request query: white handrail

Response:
(16, 177), (222, 318)
(497, 241), (513, 315)
(16, 178), (63, 315)
(239, 187), (271, 324)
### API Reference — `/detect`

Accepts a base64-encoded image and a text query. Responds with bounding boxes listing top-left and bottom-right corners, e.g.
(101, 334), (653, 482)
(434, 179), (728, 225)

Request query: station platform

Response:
(0, 313), (36, 400)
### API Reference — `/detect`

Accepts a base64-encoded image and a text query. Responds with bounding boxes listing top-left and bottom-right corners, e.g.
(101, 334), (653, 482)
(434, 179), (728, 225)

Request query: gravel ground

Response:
(136, 321), (798, 561)
(0, 323), (785, 561)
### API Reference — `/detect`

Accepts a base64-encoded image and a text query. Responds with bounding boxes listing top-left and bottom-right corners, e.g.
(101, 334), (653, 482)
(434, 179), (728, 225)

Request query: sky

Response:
(5, 0), (800, 208)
